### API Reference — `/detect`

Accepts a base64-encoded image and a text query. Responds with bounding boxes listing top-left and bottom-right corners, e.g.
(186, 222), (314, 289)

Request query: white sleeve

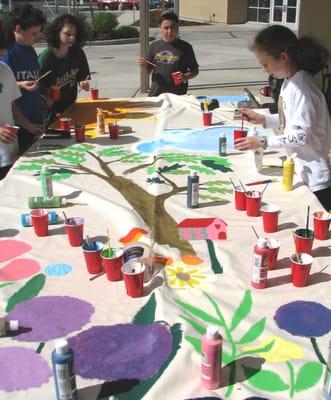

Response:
(264, 113), (280, 129)
(4, 63), (21, 102)
(267, 91), (315, 148)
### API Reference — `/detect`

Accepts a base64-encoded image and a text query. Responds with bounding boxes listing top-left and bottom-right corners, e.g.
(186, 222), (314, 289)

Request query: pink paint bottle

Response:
(251, 238), (269, 289)
(201, 325), (222, 389)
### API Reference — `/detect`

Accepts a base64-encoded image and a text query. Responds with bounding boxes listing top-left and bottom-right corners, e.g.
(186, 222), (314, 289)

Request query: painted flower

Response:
(242, 336), (303, 362)
(274, 301), (331, 337)
(0, 347), (52, 392)
(69, 323), (172, 381)
(165, 261), (217, 295)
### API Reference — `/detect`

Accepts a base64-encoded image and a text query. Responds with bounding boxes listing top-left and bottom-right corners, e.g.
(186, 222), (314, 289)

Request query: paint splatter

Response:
(44, 263), (73, 277)
(119, 227), (148, 244)
(69, 323), (172, 380)
(0, 259), (40, 282)
(7, 296), (94, 341)
(0, 240), (31, 263)
(274, 301), (331, 337)
(0, 347), (52, 392)
(180, 254), (204, 265)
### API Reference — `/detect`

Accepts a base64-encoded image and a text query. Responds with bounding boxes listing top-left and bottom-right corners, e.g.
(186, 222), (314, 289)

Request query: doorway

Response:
(271, 0), (300, 29)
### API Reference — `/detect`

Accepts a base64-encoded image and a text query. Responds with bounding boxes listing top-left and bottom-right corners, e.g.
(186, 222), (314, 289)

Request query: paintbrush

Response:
(107, 228), (114, 257)
(245, 178), (278, 186)
(229, 177), (236, 190)
(145, 59), (157, 68)
(239, 179), (248, 194)
(37, 70), (52, 82)
(251, 225), (259, 239)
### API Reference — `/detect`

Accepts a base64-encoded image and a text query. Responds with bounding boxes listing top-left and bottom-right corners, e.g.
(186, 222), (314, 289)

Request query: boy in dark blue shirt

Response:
(3, 3), (46, 153)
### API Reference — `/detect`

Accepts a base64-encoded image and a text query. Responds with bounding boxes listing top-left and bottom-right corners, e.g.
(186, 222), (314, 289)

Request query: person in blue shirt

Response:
(3, 3), (46, 154)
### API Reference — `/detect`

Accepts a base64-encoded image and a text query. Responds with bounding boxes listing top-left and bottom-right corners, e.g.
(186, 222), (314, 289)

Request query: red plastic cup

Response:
(233, 129), (248, 143)
(261, 204), (280, 233)
(108, 124), (119, 139)
(90, 88), (99, 100)
(294, 228), (314, 254)
(202, 112), (212, 126)
(290, 253), (313, 287)
(313, 211), (330, 240)
(60, 117), (72, 131)
(65, 217), (84, 247)
(82, 241), (103, 274)
(4, 124), (19, 135)
(101, 248), (123, 281)
(267, 238), (280, 270)
(51, 87), (61, 101)
(31, 209), (48, 237)
(234, 186), (246, 210)
(74, 125), (85, 143)
(245, 190), (262, 217)
(121, 261), (145, 298)
(171, 71), (183, 86)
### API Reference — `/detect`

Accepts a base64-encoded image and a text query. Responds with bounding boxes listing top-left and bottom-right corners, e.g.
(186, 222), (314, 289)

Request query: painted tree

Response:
(17, 143), (233, 256)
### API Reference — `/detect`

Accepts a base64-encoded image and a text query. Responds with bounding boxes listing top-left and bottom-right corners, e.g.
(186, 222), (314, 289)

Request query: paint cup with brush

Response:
(63, 212), (84, 247)
(230, 177), (246, 211)
(101, 229), (123, 281)
(290, 252), (313, 287)
(233, 116), (248, 148)
(82, 238), (103, 274)
(202, 99), (212, 126)
(121, 261), (145, 297)
(294, 206), (314, 254)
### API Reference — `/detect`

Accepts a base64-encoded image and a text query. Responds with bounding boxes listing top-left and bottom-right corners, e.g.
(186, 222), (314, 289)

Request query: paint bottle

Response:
(323, 339), (331, 400)
(251, 238), (269, 289)
(0, 317), (19, 336)
(201, 325), (222, 389)
(282, 154), (295, 191)
(52, 339), (78, 400)
(219, 134), (227, 156)
(21, 211), (58, 227)
(40, 165), (53, 199)
(248, 127), (263, 173)
(187, 171), (199, 208)
(96, 108), (105, 135)
(28, 196), (67, 209)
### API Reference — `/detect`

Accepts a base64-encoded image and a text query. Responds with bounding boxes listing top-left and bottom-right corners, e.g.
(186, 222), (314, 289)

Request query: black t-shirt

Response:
(147, 38), (199, 96)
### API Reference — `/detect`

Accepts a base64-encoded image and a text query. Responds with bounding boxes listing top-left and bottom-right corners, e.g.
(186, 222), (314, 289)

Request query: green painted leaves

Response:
(243, 366), (290, 391)
(6, 273), (46, 312)
(230, 290), (252, 332)
(294, 362), (323, 392)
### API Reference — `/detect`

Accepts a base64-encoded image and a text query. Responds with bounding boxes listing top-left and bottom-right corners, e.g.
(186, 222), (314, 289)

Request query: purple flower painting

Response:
(0, 347), (52, 392)
(69, 323), (172, 381)
(7, 296), (94, 341)
(274, 301), (331, 337)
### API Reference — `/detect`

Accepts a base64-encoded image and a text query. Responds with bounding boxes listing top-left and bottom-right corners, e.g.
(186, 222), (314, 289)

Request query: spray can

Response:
(96, 108), (105, 135)
(52, 339), (78, 400)
(40, 165), (53, 199)
(187, 171), (199, 208)
(323, 340), (331, 400)
(251, 238), (269, 289)
(28, 196), (67, 209)
(248, 127), (263, 172)
(21, 211), (58, 227)
(0, 317), (19, 336)
(201, 325), (222, 389)
(282, 154), (295, 191)
(219, 134), (227, 156)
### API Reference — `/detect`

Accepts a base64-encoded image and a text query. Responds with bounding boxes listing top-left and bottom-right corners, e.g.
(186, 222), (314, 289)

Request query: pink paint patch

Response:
(0, 259), (40, 282)
(0, 240), (31, 263)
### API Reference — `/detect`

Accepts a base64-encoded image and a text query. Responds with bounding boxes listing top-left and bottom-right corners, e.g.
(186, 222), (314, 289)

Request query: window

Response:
(248, 0), (270, 23)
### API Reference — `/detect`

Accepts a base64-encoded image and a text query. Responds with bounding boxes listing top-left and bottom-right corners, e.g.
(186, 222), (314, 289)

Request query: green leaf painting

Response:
(6, 273), (46, 312)
(294, 362), (323, 393)
(244, 367), (290, 392)
(133, 293), (156, 325)
(236, 318), (266, 344)
(175, 299), (224, 326)
(230, 290), (252, 332)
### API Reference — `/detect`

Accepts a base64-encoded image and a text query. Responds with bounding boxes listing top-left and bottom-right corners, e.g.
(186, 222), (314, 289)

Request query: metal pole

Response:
(174, 0), (179, 15)
(140, 0), (149, 93)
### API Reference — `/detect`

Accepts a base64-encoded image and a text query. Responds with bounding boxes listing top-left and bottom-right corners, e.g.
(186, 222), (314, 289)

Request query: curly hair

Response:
(9, 3), (46, 31)
(0, 20), (15, 50)
(45, 14), (87, 48)
(251, 25), (329, 76)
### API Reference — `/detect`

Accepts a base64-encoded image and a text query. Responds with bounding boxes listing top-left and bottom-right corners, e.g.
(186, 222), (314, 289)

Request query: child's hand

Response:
(241, 108), (265, 125)
(18, 80), (39, 91)
(0, 126), (17, 144)
(138, 57), (147, 67)
(79, 80), (90, 91)
(234, 136), (261, 151)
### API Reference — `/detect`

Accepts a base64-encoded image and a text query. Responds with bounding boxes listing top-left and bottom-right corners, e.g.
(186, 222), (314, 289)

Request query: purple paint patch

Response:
(69, 323), (172, 381)
(7, 296), (94, 342)
(274, 301), (331, 337)
(0, 347), (52, 392)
